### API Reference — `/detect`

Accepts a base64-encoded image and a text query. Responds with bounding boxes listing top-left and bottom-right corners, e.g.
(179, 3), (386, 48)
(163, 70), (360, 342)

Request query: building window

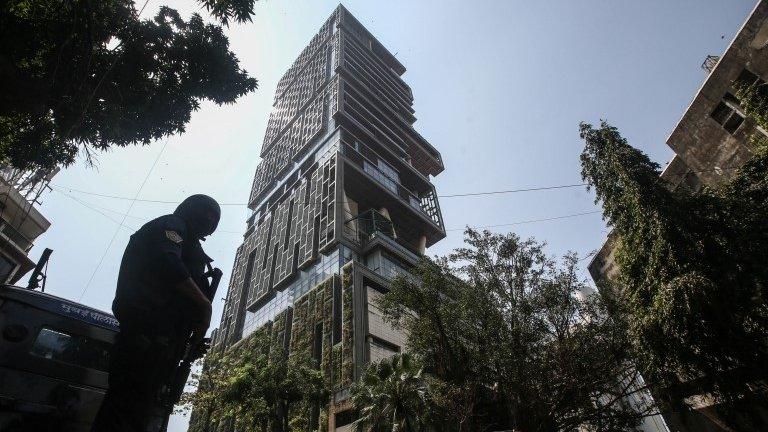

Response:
(735, 68), (762, 89)
(364, 250), (410, 280)
(30, 327), (112, 372)
(363, 160), (398, 194)
(710, 94), (744, 135)
(713, 69), (768, 135)
(0, 223), (33, 251)
(243, 249), (257, 292)
(408, 195), (422, 212)
(0, 253), (16, 283)
(376, 159), (400, 183)
(242, 248), (348, 338)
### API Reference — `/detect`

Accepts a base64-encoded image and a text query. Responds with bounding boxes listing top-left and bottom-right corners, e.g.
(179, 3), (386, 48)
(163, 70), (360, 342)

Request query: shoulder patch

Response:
(165, 230), (183, 244)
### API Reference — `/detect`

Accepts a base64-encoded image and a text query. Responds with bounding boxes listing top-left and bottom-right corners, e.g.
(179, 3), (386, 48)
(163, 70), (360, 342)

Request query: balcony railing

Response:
(0, 222), (33, 252)
(345, 209), (394, 245)
(343, 209), (424, 260)
(341, 141), (441, 228)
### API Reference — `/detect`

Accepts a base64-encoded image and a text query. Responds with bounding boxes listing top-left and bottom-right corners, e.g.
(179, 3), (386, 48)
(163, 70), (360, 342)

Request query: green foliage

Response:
(735, 79), (768, 132)
(198, 0), (257, 26)
(579, 121), (768, 424)
(375, 230), (648, 432)
(290, 275), (337, 389)
(183, 330), (329, 432)
(184, 347), (229, 432)
(0, 0), (258, 170)
(735, 79), (768, 148)
(351, 353), (427, 432)
(341, 263), (355, 387)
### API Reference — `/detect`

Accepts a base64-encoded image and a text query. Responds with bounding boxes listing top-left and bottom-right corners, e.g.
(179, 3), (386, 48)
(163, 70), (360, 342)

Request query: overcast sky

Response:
(25, 1), (757, 430)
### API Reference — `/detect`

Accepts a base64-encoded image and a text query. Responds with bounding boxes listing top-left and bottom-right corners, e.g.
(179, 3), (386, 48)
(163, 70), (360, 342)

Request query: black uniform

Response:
(92, 195), (220, 432)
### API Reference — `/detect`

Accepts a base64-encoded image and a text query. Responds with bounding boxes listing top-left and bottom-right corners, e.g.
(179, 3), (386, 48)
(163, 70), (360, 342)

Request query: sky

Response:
(22, 1), (758, 430)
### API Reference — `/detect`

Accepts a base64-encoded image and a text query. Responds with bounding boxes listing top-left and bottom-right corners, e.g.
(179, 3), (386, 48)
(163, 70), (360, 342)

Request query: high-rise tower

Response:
(210, 5), (445, 429)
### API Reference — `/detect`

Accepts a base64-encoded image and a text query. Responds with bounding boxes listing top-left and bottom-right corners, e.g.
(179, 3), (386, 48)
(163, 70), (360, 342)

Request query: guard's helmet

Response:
(174, 194), (221, 239)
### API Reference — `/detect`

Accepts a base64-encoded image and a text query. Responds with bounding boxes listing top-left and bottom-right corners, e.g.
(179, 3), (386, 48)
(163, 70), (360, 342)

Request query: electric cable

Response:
(439, 183), (586, 198)
(56, 183), (602, 236)
(52, 186), (244, 235)
(445, 210), (601, 232)
(52, 159), (744, 302)
(78, 139), (169, 301)
(52, 182), (590, 205)
(54, 188), (138, 231)
(50, 163), (745, 206)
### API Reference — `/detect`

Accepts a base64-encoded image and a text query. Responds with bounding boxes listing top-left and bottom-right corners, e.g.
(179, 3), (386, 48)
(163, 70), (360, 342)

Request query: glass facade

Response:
(241, 246), (354, 338)
(240, 239), (415, 339)
(363, 160), (398, 194)
(409, 195), (421, 211)
(364, 250), (411, 280)
(0, 253), (15, 282)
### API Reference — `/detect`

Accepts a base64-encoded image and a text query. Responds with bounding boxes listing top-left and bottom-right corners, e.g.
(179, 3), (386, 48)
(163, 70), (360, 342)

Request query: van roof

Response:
(0, 285), (119, 332)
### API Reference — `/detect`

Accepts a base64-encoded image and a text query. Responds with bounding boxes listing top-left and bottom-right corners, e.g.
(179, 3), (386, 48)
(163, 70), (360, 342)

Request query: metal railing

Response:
(343, 209), (424, 259)
(341, 142), (434, 219)
(0, 222), (33, 252)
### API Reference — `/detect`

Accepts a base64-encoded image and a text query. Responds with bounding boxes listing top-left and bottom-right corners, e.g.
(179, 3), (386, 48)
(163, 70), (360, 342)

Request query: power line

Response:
(52, 186), (244, 235)
(53, 184), (601, 236)
(54, 189), (138, 231)
(440, 183), (586, 198)
(52, 185), (185, 204)
(52, 181), (590, 206)
(446, 211), (601, 232)
(50, 161), (748, 206)
(79, 139), (169, 301)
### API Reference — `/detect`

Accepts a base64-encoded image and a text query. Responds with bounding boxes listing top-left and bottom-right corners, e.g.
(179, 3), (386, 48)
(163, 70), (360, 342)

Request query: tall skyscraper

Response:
(209, 5), (445, 429)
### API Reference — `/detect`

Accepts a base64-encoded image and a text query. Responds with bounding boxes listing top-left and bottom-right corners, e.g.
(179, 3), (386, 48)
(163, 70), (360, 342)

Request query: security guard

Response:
(91, 195), (221, 432)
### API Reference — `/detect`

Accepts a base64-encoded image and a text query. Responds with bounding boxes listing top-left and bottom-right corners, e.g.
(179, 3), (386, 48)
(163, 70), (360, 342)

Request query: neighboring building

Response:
(0, 166), (54, 285)
(590, 0), (768, 286)
(588, 2), (768, 431)
(665, 1), (768, 189)
(206, 5), (445, 430)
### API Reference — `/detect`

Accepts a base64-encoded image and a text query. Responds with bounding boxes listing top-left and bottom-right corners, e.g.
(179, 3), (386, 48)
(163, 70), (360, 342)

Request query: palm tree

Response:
(351, 353), (427, 432)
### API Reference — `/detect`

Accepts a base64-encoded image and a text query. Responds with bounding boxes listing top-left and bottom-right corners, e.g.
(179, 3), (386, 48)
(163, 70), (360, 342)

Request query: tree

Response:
(735, 74), (768, 147)
(376, 229), (651, 432)
(0, 0), (258, 171)
(351, 353), (427, 432)
(185, 348), (231, 432)
(578, 121), (768, 427)
(182, 331), (329, 432)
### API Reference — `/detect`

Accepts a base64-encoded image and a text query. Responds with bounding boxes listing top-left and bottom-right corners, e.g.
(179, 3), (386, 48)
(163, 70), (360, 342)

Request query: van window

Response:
(30, 327), (111, 372)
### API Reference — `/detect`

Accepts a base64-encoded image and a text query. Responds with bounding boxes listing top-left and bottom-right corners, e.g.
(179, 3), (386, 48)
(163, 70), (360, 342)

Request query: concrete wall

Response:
(666, 1), (768, 186)
(365, 286), (407, 363)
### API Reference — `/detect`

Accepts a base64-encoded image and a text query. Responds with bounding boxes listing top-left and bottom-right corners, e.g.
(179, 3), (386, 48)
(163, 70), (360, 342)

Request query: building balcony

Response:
(339, 138), (444, 237)
(336, 78), (443, 177)
(343, 208), (425, 259)
(338, 33), (415, 120)
(0, 172), (52, 283)
(354, 149), (427, 215)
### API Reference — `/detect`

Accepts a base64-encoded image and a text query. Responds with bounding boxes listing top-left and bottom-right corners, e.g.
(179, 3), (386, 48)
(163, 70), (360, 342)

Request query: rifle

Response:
(158, 263), (223, 432)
